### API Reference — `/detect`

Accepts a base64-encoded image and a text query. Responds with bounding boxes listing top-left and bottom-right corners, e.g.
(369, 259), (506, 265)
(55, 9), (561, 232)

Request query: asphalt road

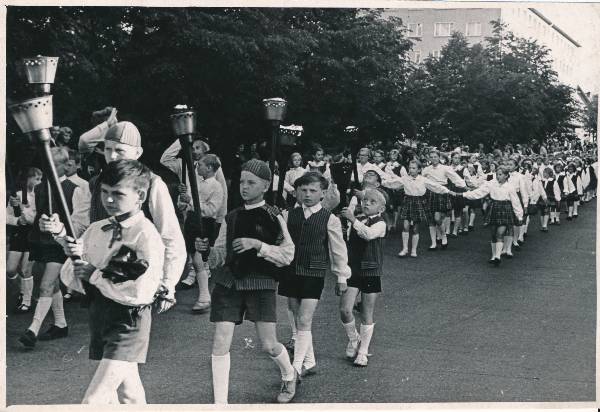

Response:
(5, 201), (596, 405)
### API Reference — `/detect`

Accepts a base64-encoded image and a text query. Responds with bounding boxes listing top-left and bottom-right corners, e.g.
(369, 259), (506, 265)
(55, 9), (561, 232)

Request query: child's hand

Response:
(341, 207), (355, 222)
(179, 193), (191, 204)
(232, 238), (262, 253)
(195, 237), (210, 252)
(62, 237), (83, 257)
(39, 213), (65, 234)
(335, 282), (348, 296)
(73, 259), (96, 281)
(178, 184), (187, 195)
(9, 196), (21, 208)
(17, 215), (29, 226)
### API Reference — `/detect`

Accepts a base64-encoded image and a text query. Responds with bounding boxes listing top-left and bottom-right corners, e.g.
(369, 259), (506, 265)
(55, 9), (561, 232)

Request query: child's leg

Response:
(19, 259), (34, 307)
(192, 252), (211, 311)
(120, 363), (146, 404)
(286, 298), (300, 349)
(512, 225), (520, 246)
(452, 210), (461, 235)
(355, 292), (378, 365)
(7, 251), (23, 280)
(495, 226), (506, 259)
(180, 254), (196, 286)
(292, 299), (319, 373)
(255, 321), (295, 379)
(574, 199), (579, 216)
(443, 213), (451, 235)
(211, 321), (235, 404)
(489, 226), (497, 260)
(27, 262), (62, 335)
(428, 223), (437, 249)
(469, 207), (476, 228)
(340, 287), (361, 356)
(399, 220), (410, 255)
(83, 358), (129, 404)
(410, 223), (419, 257)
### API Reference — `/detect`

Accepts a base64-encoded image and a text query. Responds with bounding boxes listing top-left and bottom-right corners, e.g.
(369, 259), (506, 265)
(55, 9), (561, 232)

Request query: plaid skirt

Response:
(399, 195), (429, 223)
(428, 190), (452, 213)
(484, 200), (515, 227)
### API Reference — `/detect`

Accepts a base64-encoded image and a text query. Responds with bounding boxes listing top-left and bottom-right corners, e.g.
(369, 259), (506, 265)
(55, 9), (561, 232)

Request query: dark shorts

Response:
(278, 274), (325, 300)
(347, 275), (381, 294)
(8, 226), (31, 252)
(88, 286), (152, 363)
(210, 284), (277, 325)
(29, 243), (66, 264)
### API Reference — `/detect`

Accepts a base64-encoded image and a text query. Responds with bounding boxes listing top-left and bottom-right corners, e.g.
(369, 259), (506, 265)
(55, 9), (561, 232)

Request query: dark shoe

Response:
(428, 246), (437, 251)
(18, 329), (37, 349)
(513, 243), (521, 250)
(488, 258), (496, 264)
(493, 258), (501, 266)
(505, 253), (514, 259)
(566, 216), (572, 221)
(541, 227), (548, 232)
(300, 365), (317, 378)
(192, 301), (211, 314)
(14, 303), (31, 314)
(177, 280), (197, 290)
(574, 214), (579, 218)
(517, 240), (524, 246)
(285, 338), (296, 353)
(440, 243), (448, 250)
(449, 233), (458, 238)
(38, 325), (69, 341)
(277, 371), (299, 403)
(461, 230), (469, 236)
(468, 225), (475, 231)
(556, 220), (561, 225)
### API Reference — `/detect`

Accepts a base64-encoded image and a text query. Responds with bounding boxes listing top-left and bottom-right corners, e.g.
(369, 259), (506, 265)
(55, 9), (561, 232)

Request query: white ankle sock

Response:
(271, 345), (295, 381)
(411, 234), (419, 255)
(342, 319), (359, 342)
(51, 291), (67, 328)
(292, 330), (312, 373)
(211, 353), (230, 405)
(401, 232), (409, 252)
(303, 339), (316, 369)
(20, 277), (33, 306)
(29, 296), (52, 336)
(358, 324), (375, 356)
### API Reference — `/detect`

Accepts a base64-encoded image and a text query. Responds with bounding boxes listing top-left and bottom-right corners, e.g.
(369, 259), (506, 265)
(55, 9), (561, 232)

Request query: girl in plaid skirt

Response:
(452, 166), (523, 266)
(384, 160), (450, 257)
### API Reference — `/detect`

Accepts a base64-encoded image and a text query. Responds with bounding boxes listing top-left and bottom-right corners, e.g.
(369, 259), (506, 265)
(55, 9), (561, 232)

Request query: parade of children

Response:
(5, 107), (597, 405)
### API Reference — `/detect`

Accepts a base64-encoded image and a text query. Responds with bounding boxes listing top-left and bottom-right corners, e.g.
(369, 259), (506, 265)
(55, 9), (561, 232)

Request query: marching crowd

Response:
(5, 107), (598, 405)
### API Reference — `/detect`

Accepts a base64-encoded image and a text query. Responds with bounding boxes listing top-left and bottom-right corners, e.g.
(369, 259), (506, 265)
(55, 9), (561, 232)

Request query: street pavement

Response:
(5, 201), (596, 405)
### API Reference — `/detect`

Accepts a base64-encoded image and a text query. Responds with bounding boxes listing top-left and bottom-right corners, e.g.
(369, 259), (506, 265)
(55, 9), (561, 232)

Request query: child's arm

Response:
(509, 187), (524, 223)
(445, 166), (467, 188)
(381, 175), (404, 190)
(461, 182), (490, 200)
(327, 214), (351, 284)
(423, 177), (450, 194)
(90, 230), (166, 306)
(553, 181), (561, 202)
(159, 139), (184, 177)
(348, 214), (386, 241)
(254, 215), (295, 267)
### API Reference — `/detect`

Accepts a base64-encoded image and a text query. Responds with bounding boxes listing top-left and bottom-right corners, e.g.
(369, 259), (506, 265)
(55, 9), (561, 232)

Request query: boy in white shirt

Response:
(60, 159), (165, 404)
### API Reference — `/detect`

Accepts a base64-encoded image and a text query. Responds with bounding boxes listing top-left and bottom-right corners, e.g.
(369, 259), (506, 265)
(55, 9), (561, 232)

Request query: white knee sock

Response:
(196, 267), (211, 303)
(292, 330), (312, 374)
(443, 217), (451, 234)
(20, 276), (34, 306)
(411, 234), (419, 255)
(469, 213), (476, 226)
(495, 242), (504, 259)
(357, 324), (375, 356)
(490, 242), (496, 259)
(271, 345), (295, 381)
(181, 259), (196, 285)
(503, 236), (512, 254)
(401, 232), (409, 253)
(303, 339), (316, 369)
(51, 291), (67, 328)
(287, 309), (297, 340)
(211, 353), (230, 405)
(29, 296), (52, 336)
(342, 319), (359, 342)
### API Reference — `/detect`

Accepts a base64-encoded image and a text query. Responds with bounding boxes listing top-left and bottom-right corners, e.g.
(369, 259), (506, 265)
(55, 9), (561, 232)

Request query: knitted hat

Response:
(105, 121), (141, 148)
(242, 159), (271, 182)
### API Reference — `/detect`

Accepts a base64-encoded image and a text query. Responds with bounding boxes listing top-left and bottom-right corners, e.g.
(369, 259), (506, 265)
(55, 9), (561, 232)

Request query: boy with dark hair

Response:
(196, 159), (297, 404)
(60, 159), (165, 404)
(278, 171), (350, 377)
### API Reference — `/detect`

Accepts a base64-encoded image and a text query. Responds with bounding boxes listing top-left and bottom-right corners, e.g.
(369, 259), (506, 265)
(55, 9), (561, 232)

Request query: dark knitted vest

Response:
(89, 174), (153, 223)
(31, 178), (77, 245)
(224, 205), (283, 281)
(557, 174), (565, 192)
(287, 206), (330, 277)
(348, 214), (385, 277)
(544, 179), (556, 201)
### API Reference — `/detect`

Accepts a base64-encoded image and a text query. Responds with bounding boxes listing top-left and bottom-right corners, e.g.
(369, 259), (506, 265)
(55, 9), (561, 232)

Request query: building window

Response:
(432, 50), (442, 59)
(407, 23), (423, 37)
(434, 22), (454, 37)
(413, 50), (422, 64)
(466, 22), (482, 36)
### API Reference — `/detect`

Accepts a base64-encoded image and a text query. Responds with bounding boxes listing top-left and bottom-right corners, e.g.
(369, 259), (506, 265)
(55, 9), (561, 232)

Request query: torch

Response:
(344, 126), (361, 189)
(276, 124), (303, 207)
(262, 98), (287, 206)
(170, 106), (212, 261)
(8, 56), (78, 239)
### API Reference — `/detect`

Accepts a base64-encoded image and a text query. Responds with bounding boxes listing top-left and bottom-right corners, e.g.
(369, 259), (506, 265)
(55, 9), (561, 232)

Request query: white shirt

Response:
(462, 180), (523, 221)
(383, 174), (449, 196)
(538, 178), (561, 203)
(180, 175), (224, 219)
(351, 162), (389, 183)
(208, 200), (295, 270)
(282, 203), (351, 283)
(508, 172), (530, 205)
(60, 211), (165, 306)
(566, 172), (583, 195)
(352, 213), (387, 240)
(160, 139), (228, 223)
(421, 164), (466, 188)
(284, 167), (306, 193)
(67, 173), (185, 299)
(6, 190), (36, 226)
(67, 174), (88, 190)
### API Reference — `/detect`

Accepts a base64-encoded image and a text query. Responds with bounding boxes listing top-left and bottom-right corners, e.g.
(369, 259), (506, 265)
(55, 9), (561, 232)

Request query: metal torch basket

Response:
(22, 56), (59, 84)
(170, 110), (197, 136)
(263, 98), (287, 122)
(9, 96), (53, 133)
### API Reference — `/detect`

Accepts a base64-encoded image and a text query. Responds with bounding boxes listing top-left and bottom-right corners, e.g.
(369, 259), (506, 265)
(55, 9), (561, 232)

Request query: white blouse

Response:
(422, 164), (466, 188)
(462, 180), (523, 221)
(383, 174), (449, 196)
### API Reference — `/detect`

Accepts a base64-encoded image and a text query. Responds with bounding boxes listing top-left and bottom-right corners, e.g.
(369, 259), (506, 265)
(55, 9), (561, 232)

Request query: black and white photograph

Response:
(3, 1), (598, 409)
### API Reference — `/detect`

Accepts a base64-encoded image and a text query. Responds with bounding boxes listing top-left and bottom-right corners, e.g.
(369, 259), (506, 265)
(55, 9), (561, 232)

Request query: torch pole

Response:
(269, 120), (279, 205)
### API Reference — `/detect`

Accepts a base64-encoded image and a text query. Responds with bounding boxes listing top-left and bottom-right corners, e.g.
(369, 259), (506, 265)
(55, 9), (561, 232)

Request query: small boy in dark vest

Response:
(18, 147), (77, 349)
(195, 159), (297, 404)
(278, 172), (350, 377)
(341, 188), (387, 367)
